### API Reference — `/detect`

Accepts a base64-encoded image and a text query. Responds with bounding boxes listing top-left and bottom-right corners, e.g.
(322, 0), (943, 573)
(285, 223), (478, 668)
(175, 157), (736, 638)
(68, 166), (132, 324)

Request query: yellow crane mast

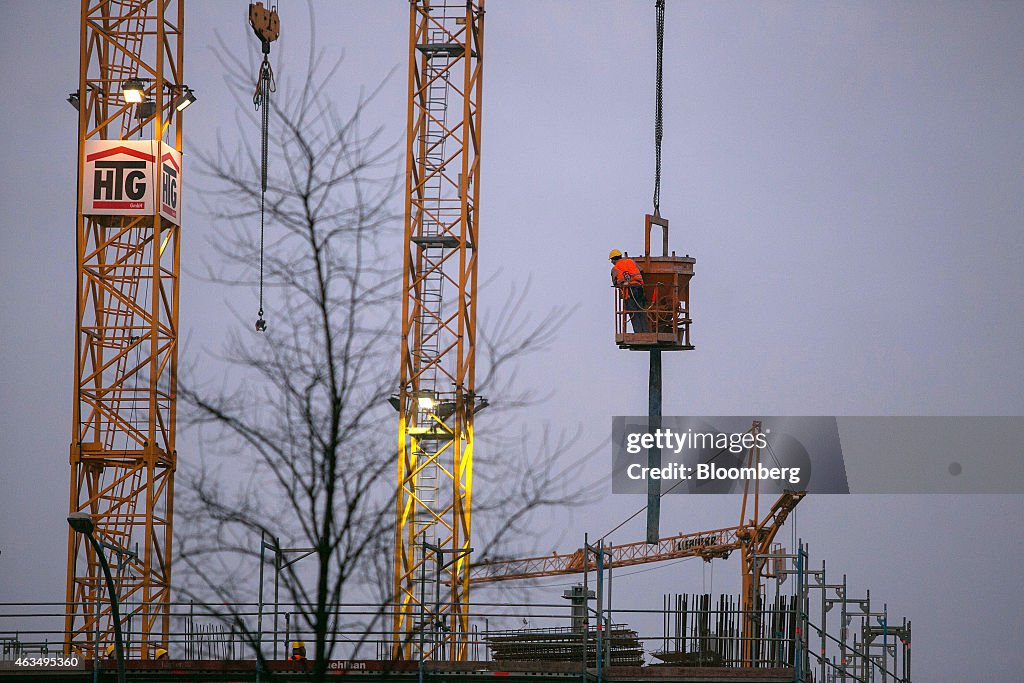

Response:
(393, 0), (486, 662)
(65, 0), (185, 659)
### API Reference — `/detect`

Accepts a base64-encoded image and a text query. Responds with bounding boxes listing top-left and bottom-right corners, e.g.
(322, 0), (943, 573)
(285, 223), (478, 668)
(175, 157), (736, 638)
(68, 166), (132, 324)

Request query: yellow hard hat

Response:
(155, 648), (168, 659)
(292, 641), (305, 649)
(609, 249), (622, 259)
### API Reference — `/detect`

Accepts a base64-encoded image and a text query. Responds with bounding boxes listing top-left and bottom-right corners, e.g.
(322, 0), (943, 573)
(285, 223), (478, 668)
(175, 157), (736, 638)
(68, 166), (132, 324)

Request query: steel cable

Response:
(253, 54), (275, 330)
(654, 0), (665, 214)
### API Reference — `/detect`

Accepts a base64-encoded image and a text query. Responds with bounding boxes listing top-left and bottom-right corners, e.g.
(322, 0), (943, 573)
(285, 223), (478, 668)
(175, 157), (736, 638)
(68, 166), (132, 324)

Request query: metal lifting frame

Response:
(65, 0), (183, 660)
(394, 0), (485, 662)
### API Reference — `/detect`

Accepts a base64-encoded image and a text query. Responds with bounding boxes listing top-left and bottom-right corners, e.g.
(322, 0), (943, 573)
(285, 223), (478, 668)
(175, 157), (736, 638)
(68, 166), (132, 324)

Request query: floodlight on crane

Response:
(174, 87), (196, 111)
(121, 78), (145, 103)
(135, 99), (157, 120)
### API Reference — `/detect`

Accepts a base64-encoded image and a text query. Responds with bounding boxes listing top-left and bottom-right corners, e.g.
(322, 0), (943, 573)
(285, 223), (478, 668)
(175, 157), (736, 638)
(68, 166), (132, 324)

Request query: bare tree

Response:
(174, 35), (598, 682)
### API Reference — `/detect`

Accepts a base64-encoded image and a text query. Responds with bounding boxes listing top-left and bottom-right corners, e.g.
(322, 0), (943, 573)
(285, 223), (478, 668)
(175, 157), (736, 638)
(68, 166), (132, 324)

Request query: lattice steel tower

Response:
(393, 0), (485, 661)
(65, 0), (184, 659)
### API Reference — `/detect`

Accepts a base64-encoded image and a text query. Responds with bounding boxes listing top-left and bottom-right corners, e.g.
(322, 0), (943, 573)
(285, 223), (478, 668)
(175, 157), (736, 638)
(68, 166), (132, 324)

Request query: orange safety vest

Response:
(612, 259), (644, 288)
(612, 258), (655, 302)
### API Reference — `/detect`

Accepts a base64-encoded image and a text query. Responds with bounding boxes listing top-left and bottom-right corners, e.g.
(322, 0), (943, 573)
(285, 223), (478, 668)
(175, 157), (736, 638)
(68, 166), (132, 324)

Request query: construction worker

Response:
(289, 641), (307, 661)
(609, 249), (649, 333)
(154, 648), (169, 660)
(104, 644), (116, 660)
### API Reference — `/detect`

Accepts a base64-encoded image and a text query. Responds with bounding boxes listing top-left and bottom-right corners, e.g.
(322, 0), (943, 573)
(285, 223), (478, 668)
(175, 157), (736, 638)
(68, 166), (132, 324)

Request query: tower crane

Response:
(468, 492), (804, 585)
(65, 0), (186, 659)
(393, 0), (486, 662)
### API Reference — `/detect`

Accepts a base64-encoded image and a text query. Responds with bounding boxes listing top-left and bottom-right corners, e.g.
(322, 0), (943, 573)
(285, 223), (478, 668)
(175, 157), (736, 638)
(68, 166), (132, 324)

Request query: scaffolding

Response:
(655, 544), (912, 682)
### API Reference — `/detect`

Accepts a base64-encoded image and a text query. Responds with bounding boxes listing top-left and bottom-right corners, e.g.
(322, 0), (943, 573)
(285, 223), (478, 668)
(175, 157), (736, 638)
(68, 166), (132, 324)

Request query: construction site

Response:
(2, 2), (1023, 682)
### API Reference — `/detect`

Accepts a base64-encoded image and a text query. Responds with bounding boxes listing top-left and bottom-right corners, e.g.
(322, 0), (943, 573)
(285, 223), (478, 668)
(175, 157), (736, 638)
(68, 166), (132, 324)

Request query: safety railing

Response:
(613, 284), (691, 350)
(0, 598), (906, 681)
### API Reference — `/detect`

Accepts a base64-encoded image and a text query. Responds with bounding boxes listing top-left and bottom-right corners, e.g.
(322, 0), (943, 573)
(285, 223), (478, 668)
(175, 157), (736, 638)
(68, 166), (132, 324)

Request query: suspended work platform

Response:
(614, 214), (695, 351)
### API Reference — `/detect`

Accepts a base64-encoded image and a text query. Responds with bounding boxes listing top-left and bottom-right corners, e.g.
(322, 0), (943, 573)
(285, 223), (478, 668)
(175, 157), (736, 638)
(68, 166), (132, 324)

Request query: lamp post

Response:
(67, 513), (126, 683)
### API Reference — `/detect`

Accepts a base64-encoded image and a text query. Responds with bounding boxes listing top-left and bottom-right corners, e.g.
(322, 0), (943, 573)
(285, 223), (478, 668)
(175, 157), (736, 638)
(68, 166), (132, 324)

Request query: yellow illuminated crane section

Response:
(65, 0), (186, 659)
(393, 0), (486, 662)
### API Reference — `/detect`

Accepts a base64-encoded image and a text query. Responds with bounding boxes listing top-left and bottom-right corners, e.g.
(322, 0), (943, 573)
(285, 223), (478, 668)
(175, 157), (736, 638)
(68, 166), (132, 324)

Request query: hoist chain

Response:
(253, 51), (275, 331)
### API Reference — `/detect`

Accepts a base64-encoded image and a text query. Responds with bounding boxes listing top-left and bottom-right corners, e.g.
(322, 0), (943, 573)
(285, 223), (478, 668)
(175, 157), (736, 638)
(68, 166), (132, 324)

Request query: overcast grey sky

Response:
(1, 2), (1023, 680)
